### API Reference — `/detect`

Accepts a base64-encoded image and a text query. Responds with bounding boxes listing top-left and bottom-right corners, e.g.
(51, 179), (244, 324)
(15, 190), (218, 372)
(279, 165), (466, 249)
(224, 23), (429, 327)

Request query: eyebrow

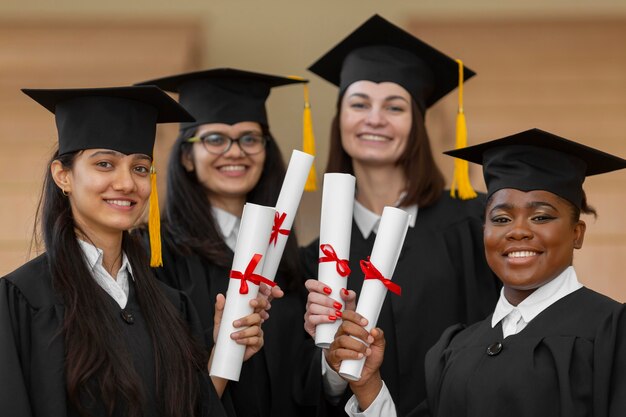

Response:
(87, 150), (152, 162)
(347, 93), (410, 103)
(489, 200), (559, 214)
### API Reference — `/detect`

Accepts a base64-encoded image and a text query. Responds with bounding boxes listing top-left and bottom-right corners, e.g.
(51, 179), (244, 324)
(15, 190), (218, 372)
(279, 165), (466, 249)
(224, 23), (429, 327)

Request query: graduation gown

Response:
(0, 253), (226, 417)
(417, 287), (626, 417)
(151, 228), (321, 417)
(302, 192), (502, 417)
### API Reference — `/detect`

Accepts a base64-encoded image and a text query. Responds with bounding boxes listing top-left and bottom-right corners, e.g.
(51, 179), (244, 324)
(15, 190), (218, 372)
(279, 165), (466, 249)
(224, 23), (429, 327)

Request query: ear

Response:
(50, 160), (72, 194)
(573, 220), (586, 250)
(181, 147), (195, 172)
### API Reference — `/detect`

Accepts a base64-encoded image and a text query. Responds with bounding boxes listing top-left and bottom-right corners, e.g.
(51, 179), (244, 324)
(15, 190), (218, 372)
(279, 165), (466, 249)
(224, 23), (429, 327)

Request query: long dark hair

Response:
(325, 95), (445, 208)
(36, 150), (206, 417)
(163, 126), (302, 291)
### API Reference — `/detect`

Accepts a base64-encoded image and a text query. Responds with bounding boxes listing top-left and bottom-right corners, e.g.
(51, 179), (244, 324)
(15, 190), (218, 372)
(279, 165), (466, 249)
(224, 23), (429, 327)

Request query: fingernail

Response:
(367, 335), (374, 344)
(233, 320), (241, 327)
(335, 310), (342, 318)
(328, 315), (337, 321)
(342, 288), (349, 296)
(357, 352), (364, 359)
(333, 301), (342, 310)
(323, 287), (332, 295)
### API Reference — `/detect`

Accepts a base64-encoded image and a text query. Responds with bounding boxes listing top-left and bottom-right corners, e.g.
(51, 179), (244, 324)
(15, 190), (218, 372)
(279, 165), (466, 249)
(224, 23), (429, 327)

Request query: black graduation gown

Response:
(151, 228), (321, 417)
(0, 253), (226, 417)
(302, 192), (502, 417)
(416, 287), (626, 417)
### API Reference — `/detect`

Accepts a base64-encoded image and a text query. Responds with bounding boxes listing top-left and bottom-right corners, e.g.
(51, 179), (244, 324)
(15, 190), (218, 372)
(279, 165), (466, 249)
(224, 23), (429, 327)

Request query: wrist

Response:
(350, 371), (382, 411)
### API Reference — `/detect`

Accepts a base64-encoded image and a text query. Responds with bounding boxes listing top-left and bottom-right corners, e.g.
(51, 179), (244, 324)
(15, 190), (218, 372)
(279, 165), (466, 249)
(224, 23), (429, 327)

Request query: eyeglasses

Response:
(188, 132), (268, 155)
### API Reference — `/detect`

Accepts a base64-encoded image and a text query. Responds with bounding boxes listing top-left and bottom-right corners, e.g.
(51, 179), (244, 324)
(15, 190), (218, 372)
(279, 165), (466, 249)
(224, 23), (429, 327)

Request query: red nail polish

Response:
(333, 301), (342, 310)
(335, 310), (342, 318)
(342, 288), (349, 296)
(328, 315), (337, 321)
(323, 287), (332, 295)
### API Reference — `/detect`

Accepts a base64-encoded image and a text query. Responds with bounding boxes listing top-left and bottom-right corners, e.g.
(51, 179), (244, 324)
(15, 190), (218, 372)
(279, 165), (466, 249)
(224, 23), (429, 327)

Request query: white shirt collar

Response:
(211, 206), (241, 252)
(491, 266), (583, 329)
(77, 239), (133, 309)
(353, 200), (417, 240)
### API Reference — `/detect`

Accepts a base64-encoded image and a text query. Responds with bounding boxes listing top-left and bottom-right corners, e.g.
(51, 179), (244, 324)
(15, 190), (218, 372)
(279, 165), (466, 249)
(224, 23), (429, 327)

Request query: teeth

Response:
(219, 165), (246, 172)
(360, 134), (389, 142)
(107, 200), (132, 207)
(508, 251), (538, 258)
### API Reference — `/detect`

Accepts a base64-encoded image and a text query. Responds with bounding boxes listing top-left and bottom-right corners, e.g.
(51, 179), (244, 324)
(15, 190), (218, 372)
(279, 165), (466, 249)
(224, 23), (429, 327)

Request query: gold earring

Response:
(62, 189), (70, 197)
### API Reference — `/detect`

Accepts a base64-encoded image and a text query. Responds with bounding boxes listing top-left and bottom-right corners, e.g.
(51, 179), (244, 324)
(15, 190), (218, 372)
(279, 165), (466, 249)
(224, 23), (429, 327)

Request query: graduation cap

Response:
(136, 67), (318, 190)
(308, 14), (477, 199)
(444, 128), (626, 209)
(22, 86), (194, 156)
(22, 85), (193, 267)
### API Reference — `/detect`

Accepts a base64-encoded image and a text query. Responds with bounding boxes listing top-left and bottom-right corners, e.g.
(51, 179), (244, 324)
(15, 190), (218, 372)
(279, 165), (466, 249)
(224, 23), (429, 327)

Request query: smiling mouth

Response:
(105, 199), (135, 207)
(218, 165), (247, 172)
(358, 134), (390, 142)
(507, 251), (539, 258)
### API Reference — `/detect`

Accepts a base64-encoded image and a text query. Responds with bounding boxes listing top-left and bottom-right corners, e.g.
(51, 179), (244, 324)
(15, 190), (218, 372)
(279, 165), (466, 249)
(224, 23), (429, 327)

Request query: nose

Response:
(505, 219), (533, 241)
(112, 167), (137, 193)
(222, 139), (245, 158)
(364, 107), (386, 127)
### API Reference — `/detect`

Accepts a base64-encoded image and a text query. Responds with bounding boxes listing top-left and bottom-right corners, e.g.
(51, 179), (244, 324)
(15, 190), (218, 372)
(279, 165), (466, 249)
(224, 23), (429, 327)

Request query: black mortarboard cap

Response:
(445, 128), (626, 208)
(308, 14), (476, 112)
(135, 68), (308, 131)
(22, 86), (194, 156)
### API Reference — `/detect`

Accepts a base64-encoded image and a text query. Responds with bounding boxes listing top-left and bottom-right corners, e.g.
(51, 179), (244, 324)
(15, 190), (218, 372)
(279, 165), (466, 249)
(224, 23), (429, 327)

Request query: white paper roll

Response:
(315, 173), (356, 348)
(262, 150), (314, 282)
(338, 206), (410, 381)
(209, 203), (275, 381)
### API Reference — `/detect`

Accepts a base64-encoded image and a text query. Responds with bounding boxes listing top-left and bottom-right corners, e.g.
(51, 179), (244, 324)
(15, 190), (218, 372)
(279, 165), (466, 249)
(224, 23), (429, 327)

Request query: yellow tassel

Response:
(302, 83), (317, 191)
(149, 164), (163, 267)
(450, 59), (477, 200)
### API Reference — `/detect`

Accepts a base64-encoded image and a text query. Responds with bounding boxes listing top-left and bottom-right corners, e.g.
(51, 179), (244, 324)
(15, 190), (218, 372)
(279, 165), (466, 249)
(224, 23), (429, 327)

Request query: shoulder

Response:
(1, 254), (59, 309)
(573, 287), (623, 315)
(417, 191), (487, 230)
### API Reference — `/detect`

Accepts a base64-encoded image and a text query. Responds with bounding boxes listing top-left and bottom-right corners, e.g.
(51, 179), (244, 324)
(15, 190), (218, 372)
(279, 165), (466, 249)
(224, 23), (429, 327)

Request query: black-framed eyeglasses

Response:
(188, 132), (268, 155)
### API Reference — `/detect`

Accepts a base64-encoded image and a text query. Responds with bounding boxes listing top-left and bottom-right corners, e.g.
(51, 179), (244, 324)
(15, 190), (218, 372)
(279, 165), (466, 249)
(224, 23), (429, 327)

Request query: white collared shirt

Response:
(491, 265), (583, 338)
(77, 239), (133, 309)
(353, 200), (417, 240)
(211, 206), (241, 252)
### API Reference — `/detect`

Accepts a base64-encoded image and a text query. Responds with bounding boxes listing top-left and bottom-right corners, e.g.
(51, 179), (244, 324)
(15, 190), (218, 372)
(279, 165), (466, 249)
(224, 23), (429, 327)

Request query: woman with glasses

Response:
(134, 69), (319, 417)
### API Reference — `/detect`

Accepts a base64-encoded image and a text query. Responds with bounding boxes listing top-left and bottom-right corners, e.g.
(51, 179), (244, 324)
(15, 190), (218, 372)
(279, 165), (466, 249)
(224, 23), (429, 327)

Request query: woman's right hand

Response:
(327, 310), (386, 410)
(303, 278), (357, 339)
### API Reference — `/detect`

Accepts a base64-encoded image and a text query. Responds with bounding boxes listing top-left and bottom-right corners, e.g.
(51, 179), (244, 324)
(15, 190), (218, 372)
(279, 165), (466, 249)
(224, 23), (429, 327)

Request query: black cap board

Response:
(308, 14), (475, 112)
(445, 128), (626, 208)
(135, 68), (308, 131)
(22, 86), (194, 157)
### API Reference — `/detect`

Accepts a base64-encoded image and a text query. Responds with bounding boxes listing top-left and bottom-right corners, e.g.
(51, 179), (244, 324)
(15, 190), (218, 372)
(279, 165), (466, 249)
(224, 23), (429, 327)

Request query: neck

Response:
(503, 287), (536, 307)
(353, 161), (406, 215)
(208, 194), (246, 218)
(76, 225), (124, 278)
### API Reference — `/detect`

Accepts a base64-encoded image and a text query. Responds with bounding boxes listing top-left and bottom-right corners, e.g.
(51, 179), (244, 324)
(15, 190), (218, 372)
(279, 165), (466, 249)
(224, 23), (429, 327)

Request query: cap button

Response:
(486, 341), (502, 356)
(120, 309), (134, 325)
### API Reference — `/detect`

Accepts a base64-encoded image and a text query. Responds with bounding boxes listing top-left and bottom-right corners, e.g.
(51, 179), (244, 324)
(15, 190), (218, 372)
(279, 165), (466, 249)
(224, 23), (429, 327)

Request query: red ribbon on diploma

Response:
(360, 257), (401, 296)
(230, 253), (276, 294)
(318, 244), (351, 277)
(269, 212), (290, 246)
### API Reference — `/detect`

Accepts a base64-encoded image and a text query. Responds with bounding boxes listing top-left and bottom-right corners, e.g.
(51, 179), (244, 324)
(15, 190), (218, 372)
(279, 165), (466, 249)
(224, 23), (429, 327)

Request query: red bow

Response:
(360, 257), (401, 296)
(229, 253), (276, 294)
(318, 244), (351, 277)
(269, 212), (290, 246)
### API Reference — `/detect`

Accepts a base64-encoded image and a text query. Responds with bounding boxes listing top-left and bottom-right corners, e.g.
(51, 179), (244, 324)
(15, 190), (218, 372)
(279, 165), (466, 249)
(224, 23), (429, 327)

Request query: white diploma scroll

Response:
(262, 150), (314, 282)
(209, 203), (275, 381)
(315, 173), (356, 348)
(338, 206), (410, 381)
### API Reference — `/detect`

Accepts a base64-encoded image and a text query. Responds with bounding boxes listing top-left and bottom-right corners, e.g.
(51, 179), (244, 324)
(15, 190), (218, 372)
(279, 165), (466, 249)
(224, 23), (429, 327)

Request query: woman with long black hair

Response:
(135, 69), (319, 417)
(0, 86), (265, 417)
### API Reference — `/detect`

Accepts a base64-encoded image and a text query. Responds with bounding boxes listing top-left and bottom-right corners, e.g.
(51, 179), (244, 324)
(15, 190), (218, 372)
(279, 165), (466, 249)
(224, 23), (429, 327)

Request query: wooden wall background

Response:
(1, 17), (625, 301)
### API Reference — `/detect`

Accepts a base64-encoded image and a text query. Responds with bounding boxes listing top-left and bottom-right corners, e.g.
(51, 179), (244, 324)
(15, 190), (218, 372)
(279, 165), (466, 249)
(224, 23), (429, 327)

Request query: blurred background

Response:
(1, 0), (626, 300)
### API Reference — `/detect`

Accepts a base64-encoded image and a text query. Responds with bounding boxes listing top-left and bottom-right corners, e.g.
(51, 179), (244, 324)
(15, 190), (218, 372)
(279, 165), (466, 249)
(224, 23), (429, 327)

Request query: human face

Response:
(484, 189), (586, 305)
(183, 121), (266, 207)
(339, 81), (412, 167)
(52, 149), (152, 238)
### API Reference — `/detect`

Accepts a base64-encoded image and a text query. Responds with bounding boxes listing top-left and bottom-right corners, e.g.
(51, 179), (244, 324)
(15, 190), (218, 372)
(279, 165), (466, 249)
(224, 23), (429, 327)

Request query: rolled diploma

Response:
(209, 203), (275, 381)
(315, 173), (356, 348)
(262, 150), (314, 281)
(338, 206), (410, 381)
